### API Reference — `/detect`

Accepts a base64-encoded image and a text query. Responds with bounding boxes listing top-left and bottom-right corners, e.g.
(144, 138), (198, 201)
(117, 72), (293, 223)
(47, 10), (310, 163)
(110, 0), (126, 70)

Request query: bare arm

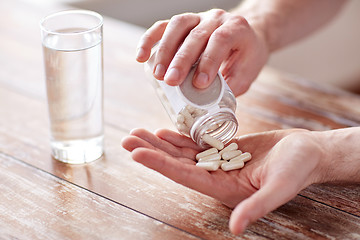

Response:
(317, 127), (360, 182)
(234, 0), (348, 51)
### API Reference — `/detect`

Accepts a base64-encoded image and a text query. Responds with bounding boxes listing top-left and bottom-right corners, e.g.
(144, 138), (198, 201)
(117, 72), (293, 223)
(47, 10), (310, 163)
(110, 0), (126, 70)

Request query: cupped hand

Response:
(121, 128), (325, 235)
(136, 9), (269, 96)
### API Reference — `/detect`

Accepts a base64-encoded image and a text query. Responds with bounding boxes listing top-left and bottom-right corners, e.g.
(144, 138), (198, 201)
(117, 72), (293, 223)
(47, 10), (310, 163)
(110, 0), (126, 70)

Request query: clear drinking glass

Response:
(40, 10), (104, 164)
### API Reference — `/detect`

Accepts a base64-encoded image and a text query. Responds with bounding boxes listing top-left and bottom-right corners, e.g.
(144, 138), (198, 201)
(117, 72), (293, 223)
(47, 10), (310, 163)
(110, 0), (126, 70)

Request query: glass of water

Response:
(40, 10), (104, 164)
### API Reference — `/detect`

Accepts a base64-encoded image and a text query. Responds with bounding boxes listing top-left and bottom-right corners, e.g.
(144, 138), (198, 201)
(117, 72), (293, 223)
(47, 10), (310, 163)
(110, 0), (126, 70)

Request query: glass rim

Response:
(40, 9), (103, 36)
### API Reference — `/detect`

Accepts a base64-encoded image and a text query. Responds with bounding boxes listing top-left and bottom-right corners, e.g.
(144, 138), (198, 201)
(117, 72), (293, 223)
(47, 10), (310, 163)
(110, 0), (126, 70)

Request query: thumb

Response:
(229, 179), (299, 235)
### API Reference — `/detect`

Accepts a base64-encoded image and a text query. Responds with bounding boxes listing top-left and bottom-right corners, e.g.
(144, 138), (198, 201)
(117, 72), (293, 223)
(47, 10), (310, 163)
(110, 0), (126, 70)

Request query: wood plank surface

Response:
(0, 153), (199, 240)
(1, 0), (359, 239)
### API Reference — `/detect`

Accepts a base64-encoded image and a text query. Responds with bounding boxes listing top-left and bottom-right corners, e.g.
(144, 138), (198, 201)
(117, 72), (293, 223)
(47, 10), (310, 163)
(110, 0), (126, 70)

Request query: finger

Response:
(136, 20), (169, 62)
(223, 65), (253, 97)
(164, 11), (224, 86)
(132, 147), (219, 194)
(193, 15), (248, 89)
(155, 129), (202, 150)
(221, 44), (265, 96)
(130, 128), (194, 158)
(153, 13), (200, 80)
(121, 135), (156, 152)
(222, 28), (268, 96)
(220, 52), (253, 96)
(229, 179), (299, 235)
(155, 129), (201, 160)
(130, 128), (182, 157)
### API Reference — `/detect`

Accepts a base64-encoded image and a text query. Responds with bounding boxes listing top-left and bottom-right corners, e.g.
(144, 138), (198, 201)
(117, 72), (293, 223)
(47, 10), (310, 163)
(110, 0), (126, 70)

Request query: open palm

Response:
(121, 128), (323, 234)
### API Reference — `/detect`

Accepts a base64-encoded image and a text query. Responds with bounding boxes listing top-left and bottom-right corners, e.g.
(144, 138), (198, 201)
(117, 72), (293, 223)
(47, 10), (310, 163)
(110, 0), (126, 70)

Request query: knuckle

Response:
(170, 13), (193, 26)
(141, 32), (157, 45)
(201, 53), (217, 65)
(230, 15), (249, 27)
(213, 28), (233, 42)
(151, 19), (169, 31)
(174, 50), (189, 62)
(189, 28), (210, 41)
(157, 45), (170, 56)
(140, 33), (152, 44)
(209, 8), (226, 18)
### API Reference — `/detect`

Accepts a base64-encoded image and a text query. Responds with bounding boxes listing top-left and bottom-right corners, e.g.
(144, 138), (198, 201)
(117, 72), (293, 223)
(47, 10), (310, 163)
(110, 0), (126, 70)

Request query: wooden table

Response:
(1, 0), (360, 239)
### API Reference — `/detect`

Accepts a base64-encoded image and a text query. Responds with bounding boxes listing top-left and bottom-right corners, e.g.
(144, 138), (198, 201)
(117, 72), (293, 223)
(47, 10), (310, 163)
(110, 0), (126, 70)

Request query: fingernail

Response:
(136, 47), (146, 61)
(194, 72), (209, 88)
(164, 68), (180, 85)
(154, 64), (166, 79)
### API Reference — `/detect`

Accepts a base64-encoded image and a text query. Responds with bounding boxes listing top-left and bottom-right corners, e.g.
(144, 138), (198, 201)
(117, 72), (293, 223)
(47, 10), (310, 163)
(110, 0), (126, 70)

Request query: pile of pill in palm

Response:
(195, 134), (252, 171)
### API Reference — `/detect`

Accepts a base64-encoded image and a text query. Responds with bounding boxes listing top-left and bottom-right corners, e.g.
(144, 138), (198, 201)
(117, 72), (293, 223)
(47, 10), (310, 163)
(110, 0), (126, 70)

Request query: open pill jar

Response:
(144, 45), (238, 148)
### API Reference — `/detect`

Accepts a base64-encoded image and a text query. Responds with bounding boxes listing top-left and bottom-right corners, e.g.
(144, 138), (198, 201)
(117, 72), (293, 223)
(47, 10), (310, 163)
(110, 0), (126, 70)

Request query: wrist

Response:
(231, 2), (282, 53)
(315, 127), (360, 183)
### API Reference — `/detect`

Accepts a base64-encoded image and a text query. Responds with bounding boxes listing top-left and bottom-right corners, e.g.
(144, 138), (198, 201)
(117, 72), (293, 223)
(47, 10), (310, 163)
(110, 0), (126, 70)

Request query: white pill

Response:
(198, 153), (221, 162)
(196, 148), (218, 160)
(222, 150), (243, 161)
(186, 105), (196, 114)
(219, 142), (238, 155)
(207, 124), (219, 131)
(183, 111), (195, 127)
(177, 114), (185, 123)
(193, 108), (205, 117)
(202, 134), (224, 150)
(221, 160), (245, 171)
(230, 152), (252, 163)
(196, 161), (222, 171)
(176, 122), (190, 134)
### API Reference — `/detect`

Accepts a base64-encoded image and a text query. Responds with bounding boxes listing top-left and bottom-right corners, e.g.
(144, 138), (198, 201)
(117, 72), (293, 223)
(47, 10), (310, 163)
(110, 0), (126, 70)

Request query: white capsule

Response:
(192, 108), (205, 118)
(195, 148), (218, 161)
(222, 150), (243, 161)
(186, 105), (196, 114)
(196, 161), (222, 171)
(207, 124), (219, 132)
(221, 160), (245, 171)
(230, 152), (252, 163)
(202, 134), (224, 150)
(176, 122), (190, 135)
(219, 142), (238, 156)
(182, 110), (195, 127)
(198, 153), (221, 162)
(176, 114), (185, 123)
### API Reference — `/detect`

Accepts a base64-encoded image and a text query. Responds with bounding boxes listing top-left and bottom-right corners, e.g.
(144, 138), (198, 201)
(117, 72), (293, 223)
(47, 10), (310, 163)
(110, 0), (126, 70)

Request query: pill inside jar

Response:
(145, 44), (238, 148)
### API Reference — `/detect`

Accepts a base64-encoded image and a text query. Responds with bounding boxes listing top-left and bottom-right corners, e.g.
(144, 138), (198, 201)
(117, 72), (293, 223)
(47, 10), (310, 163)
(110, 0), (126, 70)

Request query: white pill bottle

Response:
(145, 45), (238, 148)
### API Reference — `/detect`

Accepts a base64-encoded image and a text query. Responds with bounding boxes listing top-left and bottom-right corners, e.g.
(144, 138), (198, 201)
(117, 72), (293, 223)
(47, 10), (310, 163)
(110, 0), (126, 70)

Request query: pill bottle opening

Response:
(191, 108), (238, 148)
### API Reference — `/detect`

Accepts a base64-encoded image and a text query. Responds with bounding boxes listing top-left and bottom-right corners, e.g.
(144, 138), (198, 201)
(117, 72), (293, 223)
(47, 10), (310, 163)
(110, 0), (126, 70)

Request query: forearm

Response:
(232, 0), (348, 52)
(316, 127), (360, 183)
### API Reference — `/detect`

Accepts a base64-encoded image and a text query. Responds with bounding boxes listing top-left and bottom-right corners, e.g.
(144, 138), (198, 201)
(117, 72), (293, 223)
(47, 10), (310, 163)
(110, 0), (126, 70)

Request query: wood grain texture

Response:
(0, 154), (199, 240)
(302, 183), (360, 216)
(1, 0), (360, 239)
